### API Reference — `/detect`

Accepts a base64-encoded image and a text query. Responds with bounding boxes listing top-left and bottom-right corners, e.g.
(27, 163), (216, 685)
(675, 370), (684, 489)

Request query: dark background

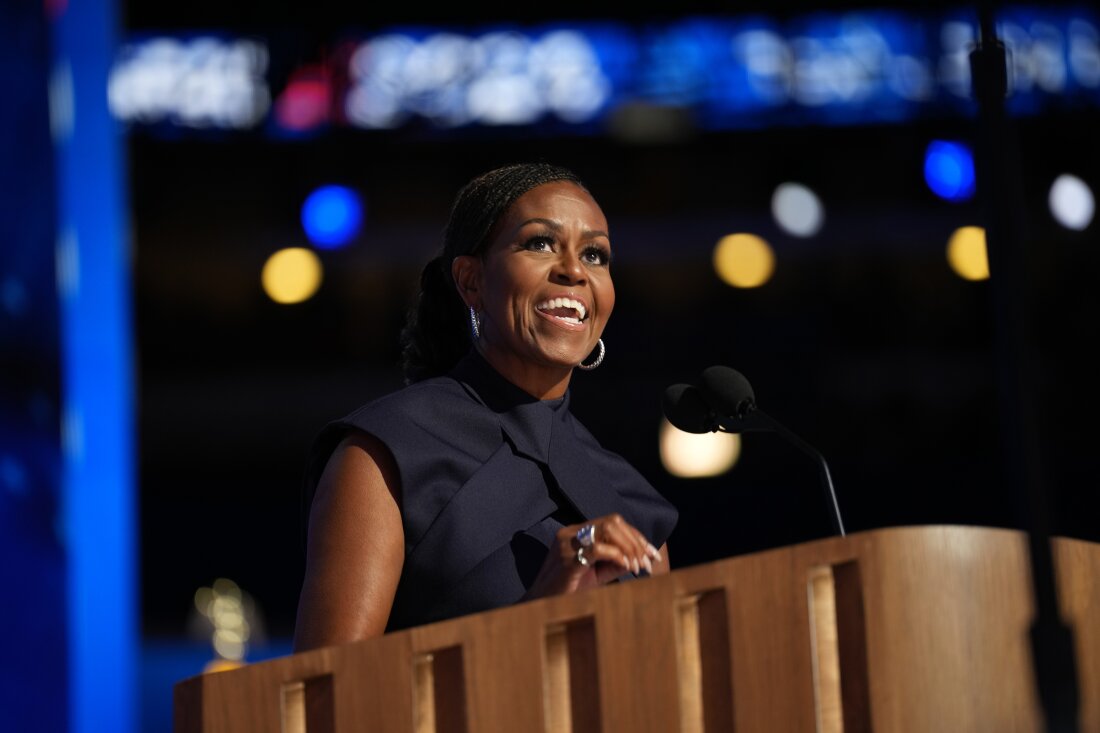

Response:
(122, 0), (1100, 640)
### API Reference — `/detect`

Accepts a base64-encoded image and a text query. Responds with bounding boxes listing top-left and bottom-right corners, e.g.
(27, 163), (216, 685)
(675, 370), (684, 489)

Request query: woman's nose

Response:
(551, 251), (586, 284)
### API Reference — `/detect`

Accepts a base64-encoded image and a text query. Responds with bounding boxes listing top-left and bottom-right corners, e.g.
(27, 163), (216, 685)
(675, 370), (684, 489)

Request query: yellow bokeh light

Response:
(261, 247), (323, 303)
(212, 634), (246, 661)
(195, 577), (254, 663)
(203, 658), (245, 674)
(194, 587), (213, 616)
(659, 418), (741, 478)
(212, 577), (242, 598)
(946, 226), (989, 281)
(713, 233), (776, 288)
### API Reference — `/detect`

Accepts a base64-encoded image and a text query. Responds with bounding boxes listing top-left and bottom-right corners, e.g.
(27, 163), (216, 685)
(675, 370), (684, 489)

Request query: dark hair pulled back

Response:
(400, 162), (587, 383)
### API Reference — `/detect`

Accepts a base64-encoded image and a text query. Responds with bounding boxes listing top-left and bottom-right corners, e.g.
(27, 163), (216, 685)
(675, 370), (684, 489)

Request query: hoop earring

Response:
(577, 339), (605, 371)
(468, 306), (481, 341)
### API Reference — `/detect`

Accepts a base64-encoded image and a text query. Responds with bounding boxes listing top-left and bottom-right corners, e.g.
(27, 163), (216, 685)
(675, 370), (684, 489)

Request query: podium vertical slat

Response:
(864, 525), (1039, 732)
(592, 577), (681, 733)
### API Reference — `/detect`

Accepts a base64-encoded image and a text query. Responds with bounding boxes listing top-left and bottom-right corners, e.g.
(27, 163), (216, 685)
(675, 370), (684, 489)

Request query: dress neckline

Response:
(449, 349), (570, 416)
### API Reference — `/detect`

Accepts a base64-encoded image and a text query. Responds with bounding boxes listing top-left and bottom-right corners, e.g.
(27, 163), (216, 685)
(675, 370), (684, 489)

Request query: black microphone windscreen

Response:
(662, 383), (715, 434)
(699, 366), (756, 419)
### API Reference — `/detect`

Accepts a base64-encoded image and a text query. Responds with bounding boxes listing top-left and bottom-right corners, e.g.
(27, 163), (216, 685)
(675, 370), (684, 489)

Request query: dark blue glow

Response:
(924, 140), (976, 202)
(1, 3), (66, 729)
(301, 185), (363, 249)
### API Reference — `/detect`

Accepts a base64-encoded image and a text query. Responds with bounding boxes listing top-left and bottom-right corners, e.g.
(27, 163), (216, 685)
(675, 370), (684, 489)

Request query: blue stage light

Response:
(301, 185), (363, 248)
(924, 140), (976, 202)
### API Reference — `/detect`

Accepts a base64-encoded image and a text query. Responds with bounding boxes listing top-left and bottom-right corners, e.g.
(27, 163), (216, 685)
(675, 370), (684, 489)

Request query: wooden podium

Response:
(175, 525), (1100, 732)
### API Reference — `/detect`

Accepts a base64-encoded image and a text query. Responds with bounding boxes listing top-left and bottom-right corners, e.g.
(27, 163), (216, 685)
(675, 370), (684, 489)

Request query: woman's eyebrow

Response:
(521, 217), (562, 230)
(520, 218), (609, 240)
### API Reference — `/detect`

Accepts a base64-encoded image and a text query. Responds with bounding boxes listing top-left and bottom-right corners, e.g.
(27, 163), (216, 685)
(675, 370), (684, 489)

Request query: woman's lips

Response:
(534, 306), (587, 331)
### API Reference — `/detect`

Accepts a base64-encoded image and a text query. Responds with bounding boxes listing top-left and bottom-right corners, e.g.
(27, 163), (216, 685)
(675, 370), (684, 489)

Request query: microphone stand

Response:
(970, 3), (1079, 730)
(715, 408), (846, 537)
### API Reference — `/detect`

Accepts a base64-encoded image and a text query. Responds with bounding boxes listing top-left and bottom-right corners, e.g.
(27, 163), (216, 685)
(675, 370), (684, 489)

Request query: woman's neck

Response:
(474, 344), (573, 400)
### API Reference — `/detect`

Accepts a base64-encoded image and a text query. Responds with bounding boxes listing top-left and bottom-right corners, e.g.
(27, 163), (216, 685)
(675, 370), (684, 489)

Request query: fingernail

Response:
(633, 558), (641, 575)
(643, 556), (653, 574)
(647, 543), (661, 561)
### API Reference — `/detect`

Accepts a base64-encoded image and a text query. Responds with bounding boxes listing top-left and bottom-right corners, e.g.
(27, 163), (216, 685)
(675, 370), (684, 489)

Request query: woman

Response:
(293, 163), (678, 651)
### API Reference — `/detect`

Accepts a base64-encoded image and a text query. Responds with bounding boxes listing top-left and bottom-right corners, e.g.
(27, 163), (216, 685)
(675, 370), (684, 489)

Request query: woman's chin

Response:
(538, 345), (595, 370)
(487, 334), (599, 373)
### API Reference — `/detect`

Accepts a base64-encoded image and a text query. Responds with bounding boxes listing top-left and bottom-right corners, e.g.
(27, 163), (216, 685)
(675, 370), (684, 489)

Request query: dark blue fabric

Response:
(304, 350), (678, 631)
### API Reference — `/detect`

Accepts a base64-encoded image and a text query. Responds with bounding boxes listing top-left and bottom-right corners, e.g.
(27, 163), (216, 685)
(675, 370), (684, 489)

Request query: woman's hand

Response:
(523, 513), (667, 600)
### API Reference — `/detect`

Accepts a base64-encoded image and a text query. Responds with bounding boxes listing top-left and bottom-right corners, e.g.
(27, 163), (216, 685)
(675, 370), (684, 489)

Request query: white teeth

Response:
(536, 297), (587, 321)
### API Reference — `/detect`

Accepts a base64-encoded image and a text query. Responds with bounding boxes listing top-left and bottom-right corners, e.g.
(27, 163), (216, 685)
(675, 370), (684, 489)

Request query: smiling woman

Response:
(292, 163), (678, 650)
(451, 179), (615, 397)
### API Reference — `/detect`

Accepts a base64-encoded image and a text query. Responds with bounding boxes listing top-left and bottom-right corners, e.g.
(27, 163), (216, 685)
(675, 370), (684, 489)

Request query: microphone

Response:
(663, 366), (847, 537)
(697, 365), (755, 420)
(661, 383), (718, 434)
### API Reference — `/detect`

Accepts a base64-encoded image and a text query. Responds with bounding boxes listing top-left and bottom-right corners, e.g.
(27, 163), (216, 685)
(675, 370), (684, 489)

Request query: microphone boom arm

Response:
(716, 407), (846, 537)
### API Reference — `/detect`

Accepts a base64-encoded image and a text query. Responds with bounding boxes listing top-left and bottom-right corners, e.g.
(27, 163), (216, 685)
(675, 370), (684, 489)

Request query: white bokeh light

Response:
(659, 418), (741, 478)
(108, 37), (270, 129)
(1049, 173), (1095, 231)
(771, 182), (825, 237)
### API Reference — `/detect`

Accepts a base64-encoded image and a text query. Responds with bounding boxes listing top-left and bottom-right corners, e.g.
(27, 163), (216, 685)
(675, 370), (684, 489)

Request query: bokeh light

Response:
(274, 65), (332, 133)
(261, 247), (323, 304)
(1, 454), (28, 495)
(659, 417), (741, 478)
(301, 185), (363, 249)
(1, 276), (27, 317)
(1048, 173), (1095, 231)
(107, 36), (271, 129)
(771, 182), (825, 237)
(713, 233), (776, 288)
(194, 578), (254, 665)
(946, 226), (989, 281)
(924, 140), (976, 202)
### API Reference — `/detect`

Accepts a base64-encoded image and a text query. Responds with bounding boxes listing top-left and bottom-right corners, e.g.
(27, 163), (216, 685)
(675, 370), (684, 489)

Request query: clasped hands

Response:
(523, 513), (663, 600)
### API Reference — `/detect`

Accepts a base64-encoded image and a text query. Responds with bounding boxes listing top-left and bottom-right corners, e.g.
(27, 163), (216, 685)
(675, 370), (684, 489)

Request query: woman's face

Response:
(470, 181), (615, 375)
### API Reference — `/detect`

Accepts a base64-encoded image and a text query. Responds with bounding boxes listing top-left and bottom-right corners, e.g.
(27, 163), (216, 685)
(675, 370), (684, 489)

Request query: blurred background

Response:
(3, 0), (1098, 730)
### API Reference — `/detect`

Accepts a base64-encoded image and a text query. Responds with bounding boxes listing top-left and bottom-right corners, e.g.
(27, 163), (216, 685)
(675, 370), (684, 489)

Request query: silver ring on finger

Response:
(576, 523), (596, 548)
(575, 545), (593, 566)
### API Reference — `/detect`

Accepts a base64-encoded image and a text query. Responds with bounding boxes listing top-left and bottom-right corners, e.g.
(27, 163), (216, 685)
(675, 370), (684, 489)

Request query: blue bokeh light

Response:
(301, 185), (364, 248)
(924, 140), (976, 202)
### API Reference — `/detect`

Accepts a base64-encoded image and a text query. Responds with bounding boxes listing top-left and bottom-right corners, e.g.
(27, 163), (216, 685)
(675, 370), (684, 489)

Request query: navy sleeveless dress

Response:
(303, 350), (678, 632)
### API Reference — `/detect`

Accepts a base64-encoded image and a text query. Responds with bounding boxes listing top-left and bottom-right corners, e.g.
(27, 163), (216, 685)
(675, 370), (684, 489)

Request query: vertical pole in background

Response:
(968, 3), (1079, 732)
(50, 0), (137, 730)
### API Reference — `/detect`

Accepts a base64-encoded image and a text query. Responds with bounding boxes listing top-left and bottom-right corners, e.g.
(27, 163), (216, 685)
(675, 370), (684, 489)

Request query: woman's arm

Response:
(292, 431), (404, 652)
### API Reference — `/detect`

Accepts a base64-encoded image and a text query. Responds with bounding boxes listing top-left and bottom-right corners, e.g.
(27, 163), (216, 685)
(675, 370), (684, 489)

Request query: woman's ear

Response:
(451, 255), (482, 310)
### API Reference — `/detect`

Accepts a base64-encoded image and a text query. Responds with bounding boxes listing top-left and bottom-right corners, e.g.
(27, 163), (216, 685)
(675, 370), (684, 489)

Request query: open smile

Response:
(534, 296), (588, 330)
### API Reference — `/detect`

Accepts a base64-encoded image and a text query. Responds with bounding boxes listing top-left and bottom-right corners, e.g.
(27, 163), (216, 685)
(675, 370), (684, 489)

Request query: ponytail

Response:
(399, 256), (469, 384)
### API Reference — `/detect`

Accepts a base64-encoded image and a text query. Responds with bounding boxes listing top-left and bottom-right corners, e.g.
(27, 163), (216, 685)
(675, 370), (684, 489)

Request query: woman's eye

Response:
(583, 246), (611, 265)
(524, 236), (554, 252)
